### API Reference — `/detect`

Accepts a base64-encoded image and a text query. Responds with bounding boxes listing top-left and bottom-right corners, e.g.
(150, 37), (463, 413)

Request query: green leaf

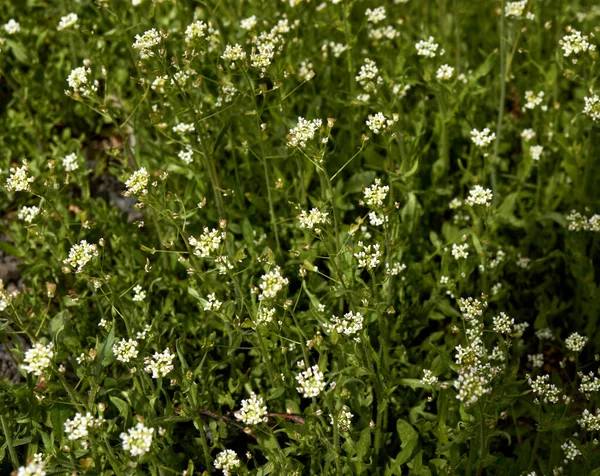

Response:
(395, 419), (418, 465)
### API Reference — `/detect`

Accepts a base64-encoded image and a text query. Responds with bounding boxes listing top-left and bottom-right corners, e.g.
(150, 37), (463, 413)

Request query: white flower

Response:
(18, 205), (41, 223)
(524, 90), (544, 110)
(240, 16), (257, 30)
(493, 312), (514, 334)
(3, 19), (20, 35)
(578, 409), (600, 431)
(258, 266), (289, 300)
(63, 240), (99, 272)
(66, 65), (98, 97)
(470, 128), (496, 147)
(298, 208), (329, 230)
(62, 153), (79, 172)
(185, 20), (208, 43)
(204, 293), (222, 312)
(178, 146), (193, 164)
(132, 285), (146, 302)
(527, 374), (561, 403)
(530, 145), (543, 161)
(436, 64), (454, 81)
(363, 178), (389, 207)
(221, 44), (247, 62)
(64, 412), (104, 441)
(521, 128), (536, 142)
(295, 362), (326, 397)
(505, 1), (527, 18)
(356, 58), (382, 92)
(214, 449), (241, 475)
(172, 123), (195, 134)
(365, 6), (386, 24)
(120, 422), (154, 457)
(6, 161), (34, 192)
(324, 311), (364, 341)
(254, 306), (276, 326)
(528, 353), (544, 368)
(124, 167), (150, 196)
(330, 405), (353, 431)
(451, 243), (469, 260)
(188, 227), (226, 257)
(421, 369), (438, 386)
(287, 117), (323, 148)
(366, 112), (396, 134)
(560, 29), (595, 58)
(113, 339), (139, 363)
(234, 392), (268, 425)
(561, 440), (581, 461)
(583, 94), (600, 121)
(354, 241), (382, 269)
(144, 347), (175, 378)
(466, 185), (493, 207)
(565, 332), (587, 352)
(21, 342), (54, 376)
(57, 13), (79, 31)
(415, 37), (439, 57)
(132, 28), (164, 58)
(17, 454), (46, 476)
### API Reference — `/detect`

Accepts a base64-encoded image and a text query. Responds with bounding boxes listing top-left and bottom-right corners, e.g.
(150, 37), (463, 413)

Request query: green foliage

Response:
(1, 0), (600, 474)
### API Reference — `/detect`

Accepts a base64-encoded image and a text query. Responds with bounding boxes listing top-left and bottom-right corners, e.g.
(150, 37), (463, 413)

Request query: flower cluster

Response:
(3, 19), (20, 35)
(66, 66), (98, 97)
(57, 13), (79, 31)
(566, 210), (600, 232)
(254, 306), (276, 326)
(62, 153), (79, 172)
(578, 408), (600, 431)
(21, 342), (54, 376)
(565, 332), (587, 352)
(120, 422), (154, 457)
(295, 361), (326, 397)
(124, 168), (150, 196)
(530, 145), (543, 161)
(330, 405), (353, 431)
(132, 28), (164, 58)
(324, 311), (364, 341)
(561, 440), (581, 462)
(258, 266), (289, 300)
(234, 392), (268, 425)
(214, 449), (241, 475)
(64, 412), (104, 442)
(466, 185), (493, 207)
(16, 454), (45, 476)
(451, 243), (469, 260)
(113, 339), (139, 363)
(356, 58), (382, 93)
(579, 371), (600, 396)
(363, 178), (389, 207)
(366, 112), (397, 134)
(6, 162), (34, 192)
(18, 205), (41, 223)
(505, 1), (527, 18)
(287, 117), (323, 148)
(365, 6), (386, 24)
(354, 241), (382, 269)
(204, 293), (222, 312)
(524, 90), (545, 110)
(189, 228), (226, 257)
(415, 36), (439, 57)
(583, 94), (600, 121)
(560, 29), (595, 58)
(470, 128), (496, 147)
(493, 312), (514, 334)
(421, 369), (438, 386)
(249, 19), (289, 72)
(144, 348), (175, 378)
(298, 208), (329, 230)
(436, 64), (454, 81)
(457, 296), (487, 320)
(63, 240), (98, 273)
(527, 374), (561, 404)
(221, 43), (247, 64)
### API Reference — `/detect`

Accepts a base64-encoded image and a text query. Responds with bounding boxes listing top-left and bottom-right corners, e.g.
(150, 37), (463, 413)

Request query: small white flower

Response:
(583, 94), (600, 121)
(62, 153), (79, 172)
(415, 37), (439, 57)
(21, 342), (54, 376)
(113, 339), (139, 363)
(365, 6), (386, 24)
(466, 185), (493, 207)
(18, 205), (41, 223)
(124, 168), (150, 196)
(295, 362), (326, 397)
(530, 145), (543, 161)
(6, 161), (34, 192)
(57, 13), (79, 31)
(505, 1), (527, 18)
(234, 392), (268, 425)
(436, 64), (454, 81)
(521, 128), (536, 142)
(258, 266), (289, 300)
(451, 243), (469, 260)
(421, 369), (438, 386)
(287, 117), (323, 148)
(470, 128), (496, 147)
(144, 348), (175, 378)
(132, 28), (164, 58)
(240, 16), (257, 30)
(3, 19), (20, 35)
(214, 449), (241, 475)
(120, 422), (154, 457)
(565, 332), (587, 352)
(63, 240), (99, 272)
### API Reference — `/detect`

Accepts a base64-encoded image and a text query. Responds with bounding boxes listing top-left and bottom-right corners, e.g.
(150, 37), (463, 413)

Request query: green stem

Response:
(0, 412), (18, 469)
